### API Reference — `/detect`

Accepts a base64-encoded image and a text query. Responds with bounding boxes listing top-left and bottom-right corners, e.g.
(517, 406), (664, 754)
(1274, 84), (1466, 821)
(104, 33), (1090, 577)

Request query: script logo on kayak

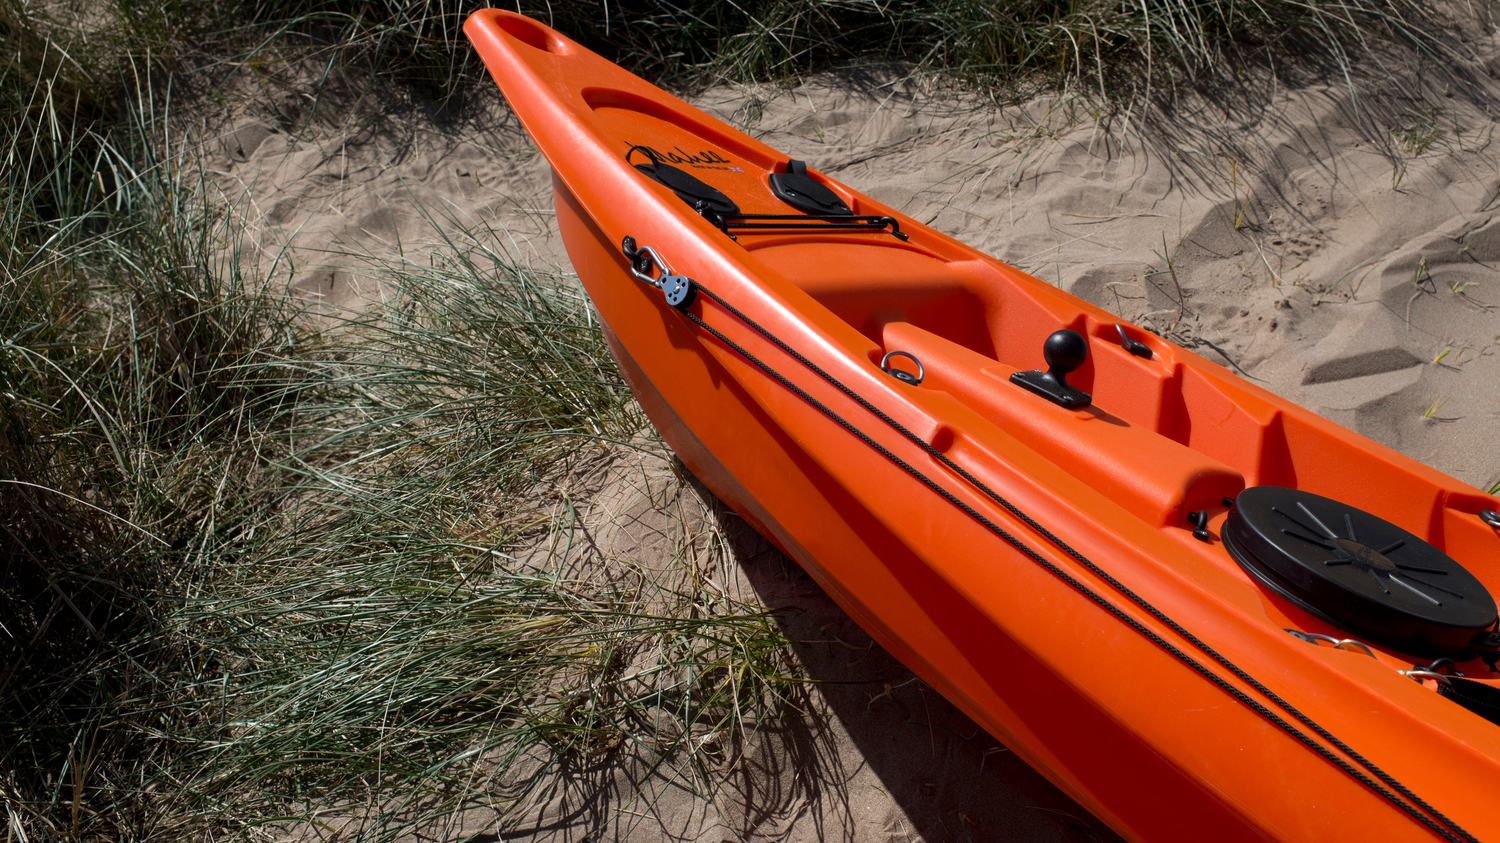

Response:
(631, 143), (744, 172)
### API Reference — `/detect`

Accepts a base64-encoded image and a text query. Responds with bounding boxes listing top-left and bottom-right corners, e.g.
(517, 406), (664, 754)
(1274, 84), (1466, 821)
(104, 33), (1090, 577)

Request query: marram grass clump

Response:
(209, 0), (1472, 98)
(1, 53), (794, 842)
(154, 245), (800, 838)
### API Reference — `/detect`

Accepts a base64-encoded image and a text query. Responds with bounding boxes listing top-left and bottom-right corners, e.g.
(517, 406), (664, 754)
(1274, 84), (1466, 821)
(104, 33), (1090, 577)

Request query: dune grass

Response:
(161, 238), (798, 839)
(2, 92), (796, 843)
(2, 7), (793, 838)
(204, 0), (1474, 100)
(2, 0), (1490, 839)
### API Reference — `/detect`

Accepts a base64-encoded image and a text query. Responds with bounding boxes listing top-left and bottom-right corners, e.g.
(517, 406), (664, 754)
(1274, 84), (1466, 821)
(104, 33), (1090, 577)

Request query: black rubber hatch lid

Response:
(1223, 486), (1497, 656)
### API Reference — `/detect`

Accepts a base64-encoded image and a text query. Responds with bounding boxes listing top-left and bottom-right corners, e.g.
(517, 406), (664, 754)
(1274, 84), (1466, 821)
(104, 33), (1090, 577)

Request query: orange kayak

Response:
(465, 11), (1500, 842)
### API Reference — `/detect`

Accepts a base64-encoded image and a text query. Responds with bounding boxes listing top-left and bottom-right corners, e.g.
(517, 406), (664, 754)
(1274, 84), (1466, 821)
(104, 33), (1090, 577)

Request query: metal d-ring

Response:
(1285, 629), (1340, 646)
(1333, 639), (1376, 658)
(880, 350), (924, 386)
(1283, 629), (1376, 658)
(1400, 668), (1454, 687)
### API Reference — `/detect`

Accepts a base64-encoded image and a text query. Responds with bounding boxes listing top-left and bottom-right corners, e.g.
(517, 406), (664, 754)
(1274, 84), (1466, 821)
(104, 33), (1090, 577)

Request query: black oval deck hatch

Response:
(1223, 486), (1497, 656)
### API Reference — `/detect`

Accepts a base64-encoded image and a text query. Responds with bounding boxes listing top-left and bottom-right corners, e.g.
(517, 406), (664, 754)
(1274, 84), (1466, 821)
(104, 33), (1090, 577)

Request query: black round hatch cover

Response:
(1223, 486), (1497, 656)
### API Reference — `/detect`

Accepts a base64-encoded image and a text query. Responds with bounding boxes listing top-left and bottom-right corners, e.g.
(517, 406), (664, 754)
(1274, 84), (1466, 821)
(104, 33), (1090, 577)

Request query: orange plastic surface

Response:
(465, 11), (1500, 842)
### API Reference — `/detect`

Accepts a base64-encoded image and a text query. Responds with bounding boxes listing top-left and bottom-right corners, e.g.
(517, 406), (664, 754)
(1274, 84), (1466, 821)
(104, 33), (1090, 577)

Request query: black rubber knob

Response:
(1043, 329), (1088, 375)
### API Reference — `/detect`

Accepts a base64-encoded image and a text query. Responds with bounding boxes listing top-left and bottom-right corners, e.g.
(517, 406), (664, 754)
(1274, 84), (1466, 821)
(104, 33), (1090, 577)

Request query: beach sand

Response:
(202, 34), (1500, 841)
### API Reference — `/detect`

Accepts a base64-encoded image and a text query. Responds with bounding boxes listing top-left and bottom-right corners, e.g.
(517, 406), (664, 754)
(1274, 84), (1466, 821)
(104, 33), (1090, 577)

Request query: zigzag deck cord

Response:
(666, 272), (1477, 843)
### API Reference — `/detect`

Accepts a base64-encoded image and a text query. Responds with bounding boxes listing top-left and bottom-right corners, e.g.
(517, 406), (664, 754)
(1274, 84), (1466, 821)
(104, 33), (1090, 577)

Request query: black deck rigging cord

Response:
(621, 238), (1479, 843)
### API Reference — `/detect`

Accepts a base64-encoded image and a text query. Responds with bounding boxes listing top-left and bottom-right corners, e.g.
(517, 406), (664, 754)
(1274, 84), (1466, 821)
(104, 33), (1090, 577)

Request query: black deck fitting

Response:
(1010, 329), (1091, 409)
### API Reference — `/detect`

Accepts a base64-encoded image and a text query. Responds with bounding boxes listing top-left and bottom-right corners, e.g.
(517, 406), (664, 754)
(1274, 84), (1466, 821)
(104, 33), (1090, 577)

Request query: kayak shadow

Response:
(702, 477), (1126, 843)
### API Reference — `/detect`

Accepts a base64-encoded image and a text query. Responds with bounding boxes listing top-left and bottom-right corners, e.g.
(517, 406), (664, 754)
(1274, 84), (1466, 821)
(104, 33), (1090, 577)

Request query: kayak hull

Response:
(554, 178), (1467, 843)
(469, 10), (1500, 841)
(563, 185), (1258, 841)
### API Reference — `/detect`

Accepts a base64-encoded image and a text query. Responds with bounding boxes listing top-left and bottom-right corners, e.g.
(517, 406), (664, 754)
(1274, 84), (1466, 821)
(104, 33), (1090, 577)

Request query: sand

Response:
(199, 32), (1500, 842)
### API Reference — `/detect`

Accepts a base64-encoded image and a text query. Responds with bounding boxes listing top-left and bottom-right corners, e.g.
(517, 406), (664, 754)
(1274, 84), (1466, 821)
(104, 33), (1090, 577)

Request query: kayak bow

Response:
(465, 11), (1500, 841)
